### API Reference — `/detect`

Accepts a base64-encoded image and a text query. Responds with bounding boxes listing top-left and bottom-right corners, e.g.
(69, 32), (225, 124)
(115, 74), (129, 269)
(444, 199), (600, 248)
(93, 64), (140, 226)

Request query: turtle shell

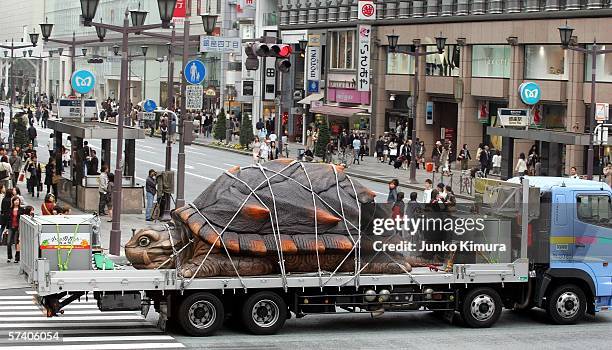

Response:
(173, 159), (377, 256)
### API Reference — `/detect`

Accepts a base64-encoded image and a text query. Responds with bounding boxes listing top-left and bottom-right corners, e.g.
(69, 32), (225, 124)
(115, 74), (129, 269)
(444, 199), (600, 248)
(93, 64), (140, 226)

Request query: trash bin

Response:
(426, 162), (434, 172)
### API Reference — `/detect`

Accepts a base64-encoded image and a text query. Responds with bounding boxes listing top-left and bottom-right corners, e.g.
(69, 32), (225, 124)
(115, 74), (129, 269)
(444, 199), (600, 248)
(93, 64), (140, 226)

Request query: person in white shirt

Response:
(0, 159), (13, 190)
(515, 153), (528, 176)
(259, 139), (270, 163)
(47, 134), (55, 157)
(569, 166), (580, 179)
(352, 137), (362, 165)
(422, 179), (433, 203)
(269, 133), (277, 143)
(491, 150), (502, 175)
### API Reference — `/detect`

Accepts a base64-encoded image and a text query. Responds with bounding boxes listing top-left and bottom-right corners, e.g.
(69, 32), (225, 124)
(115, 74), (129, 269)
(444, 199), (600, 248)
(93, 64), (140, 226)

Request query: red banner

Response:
(174, 0), (187, 18)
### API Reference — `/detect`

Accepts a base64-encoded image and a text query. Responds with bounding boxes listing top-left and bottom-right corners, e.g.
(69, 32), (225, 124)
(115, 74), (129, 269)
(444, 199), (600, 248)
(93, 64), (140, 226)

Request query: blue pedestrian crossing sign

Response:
(308, 80), (319, 93)
(184, 60), (206, 85)
(71, 70), (96, 95)
(143, 99), (157, 113)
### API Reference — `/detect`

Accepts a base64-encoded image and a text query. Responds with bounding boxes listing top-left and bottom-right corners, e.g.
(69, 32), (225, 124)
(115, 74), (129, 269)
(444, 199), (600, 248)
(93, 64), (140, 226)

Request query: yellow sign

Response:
(205, 88), (216, 96)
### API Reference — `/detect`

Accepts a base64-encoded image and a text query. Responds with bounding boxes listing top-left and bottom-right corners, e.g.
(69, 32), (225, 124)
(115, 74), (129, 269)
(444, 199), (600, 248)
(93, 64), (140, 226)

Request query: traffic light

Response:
(271, 44), (292, 73)
(244, 43), (259, 71)
(254, 43), (270, 57)
(87, 57), (104, 64)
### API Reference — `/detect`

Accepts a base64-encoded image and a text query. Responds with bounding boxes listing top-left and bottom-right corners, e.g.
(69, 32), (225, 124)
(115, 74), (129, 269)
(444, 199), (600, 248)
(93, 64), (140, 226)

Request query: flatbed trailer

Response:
(20, 177), (612, 336)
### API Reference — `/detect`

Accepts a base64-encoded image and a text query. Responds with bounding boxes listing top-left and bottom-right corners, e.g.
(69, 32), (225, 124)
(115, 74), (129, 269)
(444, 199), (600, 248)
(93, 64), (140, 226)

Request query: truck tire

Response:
(460, 287), (503, 328)
(546, 284), (586, 325)
(177, 292), (224, 336)
(241, 291), (287, 335)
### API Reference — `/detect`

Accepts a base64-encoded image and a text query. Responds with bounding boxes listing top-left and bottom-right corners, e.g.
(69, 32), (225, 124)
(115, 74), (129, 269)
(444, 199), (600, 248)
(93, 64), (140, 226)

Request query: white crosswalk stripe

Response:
(0, 290), (184, 349)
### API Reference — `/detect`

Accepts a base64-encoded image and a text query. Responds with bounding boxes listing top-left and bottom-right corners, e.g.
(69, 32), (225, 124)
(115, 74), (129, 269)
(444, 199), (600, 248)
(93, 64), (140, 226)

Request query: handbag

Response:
(18, 172), (25, 183)
(52, 174), (62, 185)
(0, 230), (7, 246)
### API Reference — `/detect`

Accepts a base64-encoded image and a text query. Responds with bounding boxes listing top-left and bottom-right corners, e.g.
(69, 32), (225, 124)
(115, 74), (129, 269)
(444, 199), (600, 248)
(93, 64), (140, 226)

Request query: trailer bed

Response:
(31, 258), (529, 296)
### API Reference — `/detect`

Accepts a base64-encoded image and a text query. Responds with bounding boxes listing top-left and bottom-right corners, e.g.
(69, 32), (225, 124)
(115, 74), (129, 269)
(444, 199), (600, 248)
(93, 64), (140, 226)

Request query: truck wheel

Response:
(241, 291), (287, 335)
(177, 292), (224, 336)
(460, 287), (502, 328)
(546, 284), (586, 325)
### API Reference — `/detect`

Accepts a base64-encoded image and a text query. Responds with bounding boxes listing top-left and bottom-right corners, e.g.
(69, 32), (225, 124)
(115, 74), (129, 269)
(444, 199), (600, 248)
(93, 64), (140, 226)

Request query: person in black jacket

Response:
(44, 157), (59, 198)
(145, 169), (157, 221)
(5, 194), (22, 263)
(27, 125), (37, 146)
(479, 145), (492, 177)
(26, 155), (42, 198)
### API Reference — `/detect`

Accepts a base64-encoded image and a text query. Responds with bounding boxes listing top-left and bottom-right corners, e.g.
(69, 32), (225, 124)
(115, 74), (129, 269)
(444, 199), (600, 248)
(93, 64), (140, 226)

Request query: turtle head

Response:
(125, 223), (181, 269)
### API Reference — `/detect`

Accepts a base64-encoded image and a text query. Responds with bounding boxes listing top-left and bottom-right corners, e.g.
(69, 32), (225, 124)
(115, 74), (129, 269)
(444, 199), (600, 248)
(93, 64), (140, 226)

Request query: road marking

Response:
(0, 310), (137, 316)
(61, 335), (176, 342)
(0, 321), (151, 328)
(196, 162), (225, 171)
(185, 172), (215, 181)
(0, 315), (144, 321)
(0, 296), (34, 300)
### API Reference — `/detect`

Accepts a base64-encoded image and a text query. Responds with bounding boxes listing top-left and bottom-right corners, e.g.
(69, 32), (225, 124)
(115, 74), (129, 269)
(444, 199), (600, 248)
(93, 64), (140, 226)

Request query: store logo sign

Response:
(519, 82), (541, 105)
(71, 70), (96, 95)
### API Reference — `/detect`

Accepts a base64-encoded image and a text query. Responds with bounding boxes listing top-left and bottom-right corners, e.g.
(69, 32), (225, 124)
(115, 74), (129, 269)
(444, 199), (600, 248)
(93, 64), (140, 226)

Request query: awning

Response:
(487, 126), (591, 146)
(297, 93), (324, 105)
(310, 105), (367, 117)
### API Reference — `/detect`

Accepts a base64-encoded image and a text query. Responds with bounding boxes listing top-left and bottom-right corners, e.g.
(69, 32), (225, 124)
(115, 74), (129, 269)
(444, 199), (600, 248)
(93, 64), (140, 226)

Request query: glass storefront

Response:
(472, 45), (511, 78)
(525, 45), (568, 80)
(585, 45), (612, 82)
(425, 45), (460, 77)
(387, 46), (415, 75)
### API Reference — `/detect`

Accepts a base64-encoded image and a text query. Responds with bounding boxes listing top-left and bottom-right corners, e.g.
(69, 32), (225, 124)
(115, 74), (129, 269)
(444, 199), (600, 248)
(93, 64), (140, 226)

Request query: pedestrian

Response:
(387, 179), (399, 203)
(252, 137), (261, 164)
(35, 106), (42, 125)
(88, 150), (99, 175)
(569, 166), (580, 179)
(41, 193), (56, 215)
(9, 149), (21, 188)
(515, 152), (528, 176)
(422, 179), (433, 204)
(0, 156), (12, 190)
(0, 108), (4, 129)
(0, 185), (8, 245)
(41, 107), (49, 128)
(27, 124), (38, 147)
(387, 139), (397, 165)
(145, 169), (157, 221)
(44, 157), (59, 198)
(25, 155), (41, 198)
(5, 196), (23, 263)
(169, 115), (177, 143)
(527, 145), (539, 176)
(259, 139), (270, 163)
(47, 134), (55, 157)
(269, 141), (279, 161)
(98, 165), (109, 216)
(458, 144), (471, 171)
(604, 163), (612, 187)
(440, 145), (450, 175)
(352, 136), (361, 165)
(392, 192), (405, 219)
(406, 192), (421, 218)
(479, 145), (491, 177)
(325, 139), (334, 164)
(432, 141), (442, 172)
(375, 136), (384, 162)
(492, 150), (502, 175)
(160, 114), (168, 144)
(436, 183), (447, 200)
(83, 141), (91, 175)
(444, 185), (457, 211)
(106, 173), (114, 222)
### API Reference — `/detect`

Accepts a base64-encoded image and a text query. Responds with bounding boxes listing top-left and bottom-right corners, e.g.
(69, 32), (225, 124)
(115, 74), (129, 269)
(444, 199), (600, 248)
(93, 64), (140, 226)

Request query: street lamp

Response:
(141, 45), (149, 102)
(112, 44), (120, 56)
(96, 18), (107, 42)
(130, 3), (148, 27)
(558, 23), (612, 180)
(81, 48), (88, 56)
(0, 31), (42, 150)
(387, 32), (447, 183)
(81, 0), (181, 255)
(201, 14), (218, 36)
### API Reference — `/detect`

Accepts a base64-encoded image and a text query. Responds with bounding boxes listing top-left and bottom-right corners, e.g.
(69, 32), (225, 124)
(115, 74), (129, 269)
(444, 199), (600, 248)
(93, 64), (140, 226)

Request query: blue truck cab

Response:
(511, 176), (612, 323)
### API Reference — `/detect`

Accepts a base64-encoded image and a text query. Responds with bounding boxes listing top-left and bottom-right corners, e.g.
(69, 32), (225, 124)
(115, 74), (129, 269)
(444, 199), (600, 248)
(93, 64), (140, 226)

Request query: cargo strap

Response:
(55, 223), (81, 271)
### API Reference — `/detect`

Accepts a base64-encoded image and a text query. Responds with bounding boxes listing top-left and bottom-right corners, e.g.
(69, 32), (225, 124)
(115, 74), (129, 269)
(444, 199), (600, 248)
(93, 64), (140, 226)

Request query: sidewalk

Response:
(191, 133), (477, 200)
(0, 186), (149, 290)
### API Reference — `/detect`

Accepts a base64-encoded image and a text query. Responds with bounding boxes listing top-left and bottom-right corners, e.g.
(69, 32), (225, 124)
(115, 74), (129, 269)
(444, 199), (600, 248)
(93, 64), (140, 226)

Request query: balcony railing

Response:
(278, 0), (608, 26)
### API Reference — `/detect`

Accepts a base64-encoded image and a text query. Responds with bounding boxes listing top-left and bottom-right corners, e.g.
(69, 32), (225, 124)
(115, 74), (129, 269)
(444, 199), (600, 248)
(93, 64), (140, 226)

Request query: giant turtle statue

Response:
(126, 159), (425, 277)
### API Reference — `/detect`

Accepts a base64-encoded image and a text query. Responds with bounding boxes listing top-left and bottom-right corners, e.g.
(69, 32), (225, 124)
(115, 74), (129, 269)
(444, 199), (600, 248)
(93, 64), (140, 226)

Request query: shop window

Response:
(525, 45), (568, 80)
(585, 45), (612, 83)
(425, 45), (460, 77)
(330, 30), (355, 70)
(387, 46), (415, 75)
(540, 104), (566, 130)
(472, 45), (511, 78)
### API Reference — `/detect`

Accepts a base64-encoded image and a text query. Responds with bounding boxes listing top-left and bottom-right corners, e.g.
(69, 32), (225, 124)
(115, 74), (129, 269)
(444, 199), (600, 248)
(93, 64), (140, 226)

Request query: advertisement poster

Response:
(357, 25), (371, 92)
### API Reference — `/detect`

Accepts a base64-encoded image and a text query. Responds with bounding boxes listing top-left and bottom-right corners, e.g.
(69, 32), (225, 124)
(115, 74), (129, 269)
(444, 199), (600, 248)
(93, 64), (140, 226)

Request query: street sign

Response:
(498, 108), (529, 128)
(357, 25), (372, 92)
(143, 99), (157, 113)
(358, 0), (377, 20)
(71, 70), (96, 95)
(595, 102), (609, 123)
(58, 99), (98, 120)
(139, 112), (156, 121)
(199, 36), (241, 54)
(184, 60), (206, 85)
(595, 126), (609, 145)
(307, 80), (319, 93)
(186, 85), (204, 110)
(519, 82), (541, 105)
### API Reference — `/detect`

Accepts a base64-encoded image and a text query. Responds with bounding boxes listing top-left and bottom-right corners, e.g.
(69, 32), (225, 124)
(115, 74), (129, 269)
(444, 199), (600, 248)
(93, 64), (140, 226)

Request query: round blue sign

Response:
(71, 70), (96, 95)
(143, 99), (157, 113)
(519, 82), (541, 105)
(184, 60), (206, 85)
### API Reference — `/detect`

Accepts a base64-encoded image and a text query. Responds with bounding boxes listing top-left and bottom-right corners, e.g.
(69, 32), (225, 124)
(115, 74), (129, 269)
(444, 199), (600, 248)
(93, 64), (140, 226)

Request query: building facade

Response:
(280, 1), (612, 177)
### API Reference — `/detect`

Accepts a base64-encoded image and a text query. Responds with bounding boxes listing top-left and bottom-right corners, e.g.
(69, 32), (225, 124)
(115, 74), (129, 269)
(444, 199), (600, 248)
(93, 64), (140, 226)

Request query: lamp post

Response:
(141, 45), (149, 101)
(0, 32), (40, 150)
(386, 33), (447, 183)
(558, 23), (612, 180)
(76, 0), (178, 255)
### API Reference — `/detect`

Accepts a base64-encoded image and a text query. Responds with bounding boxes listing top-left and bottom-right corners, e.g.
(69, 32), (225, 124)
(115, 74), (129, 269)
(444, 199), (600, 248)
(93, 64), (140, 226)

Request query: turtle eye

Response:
(138, 236), (151, 247)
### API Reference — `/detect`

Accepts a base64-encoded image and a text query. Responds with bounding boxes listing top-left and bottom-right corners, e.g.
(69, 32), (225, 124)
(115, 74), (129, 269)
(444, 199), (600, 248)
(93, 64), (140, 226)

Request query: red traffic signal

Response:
(271, 44), (292, 58)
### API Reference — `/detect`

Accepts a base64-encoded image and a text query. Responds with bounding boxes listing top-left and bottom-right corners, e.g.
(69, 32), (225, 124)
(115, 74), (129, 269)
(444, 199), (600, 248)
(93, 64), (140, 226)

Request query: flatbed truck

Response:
(19, 177), (612, 336)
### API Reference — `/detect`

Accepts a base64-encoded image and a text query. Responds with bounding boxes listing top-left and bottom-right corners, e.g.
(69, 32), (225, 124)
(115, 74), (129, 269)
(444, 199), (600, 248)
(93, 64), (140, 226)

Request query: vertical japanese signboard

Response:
(173, 0), (187, 25)
(357, 25), (371, 92)
(306, 34), (321, 94)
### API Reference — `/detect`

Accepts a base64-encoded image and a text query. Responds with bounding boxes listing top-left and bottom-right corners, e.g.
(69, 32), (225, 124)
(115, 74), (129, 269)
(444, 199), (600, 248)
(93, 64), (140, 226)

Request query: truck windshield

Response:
(576, 195), (612, 227)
